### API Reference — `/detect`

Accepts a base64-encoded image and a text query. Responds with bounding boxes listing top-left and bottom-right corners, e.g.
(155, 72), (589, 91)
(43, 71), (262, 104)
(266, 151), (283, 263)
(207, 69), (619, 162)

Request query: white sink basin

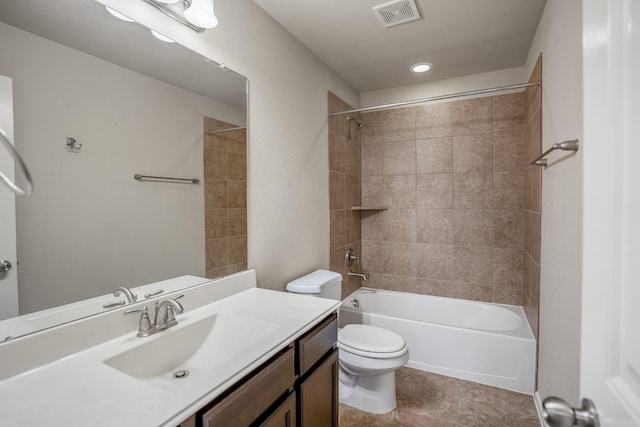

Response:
(104, 313), (278, 390)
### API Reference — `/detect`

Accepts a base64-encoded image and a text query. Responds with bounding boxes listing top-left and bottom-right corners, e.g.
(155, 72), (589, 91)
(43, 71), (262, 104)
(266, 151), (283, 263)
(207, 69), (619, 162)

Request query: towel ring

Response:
(0, 132), (33, 197)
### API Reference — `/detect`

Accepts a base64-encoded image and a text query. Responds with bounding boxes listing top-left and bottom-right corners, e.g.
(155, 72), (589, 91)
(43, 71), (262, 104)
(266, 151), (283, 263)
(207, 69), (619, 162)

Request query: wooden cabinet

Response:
(177, 312), (338, 427)
(297, 349), (339, 427)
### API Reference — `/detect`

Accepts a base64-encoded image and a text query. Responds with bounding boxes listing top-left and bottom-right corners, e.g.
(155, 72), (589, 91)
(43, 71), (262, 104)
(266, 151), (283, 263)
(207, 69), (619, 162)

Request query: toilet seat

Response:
(338, 324), (408, 359)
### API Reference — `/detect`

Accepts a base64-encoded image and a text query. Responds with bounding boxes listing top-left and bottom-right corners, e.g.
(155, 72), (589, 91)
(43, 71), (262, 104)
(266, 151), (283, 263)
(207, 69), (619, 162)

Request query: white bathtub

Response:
(339, 288), (535, 394)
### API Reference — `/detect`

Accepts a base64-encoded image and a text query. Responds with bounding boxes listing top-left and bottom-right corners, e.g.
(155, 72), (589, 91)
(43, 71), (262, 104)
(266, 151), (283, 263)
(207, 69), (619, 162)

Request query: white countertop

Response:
(0, 285), (340, 426)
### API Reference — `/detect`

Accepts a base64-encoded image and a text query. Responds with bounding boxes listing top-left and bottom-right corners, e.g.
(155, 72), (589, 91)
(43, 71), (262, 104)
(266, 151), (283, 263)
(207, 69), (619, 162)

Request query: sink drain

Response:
(173, 370), (189, 379)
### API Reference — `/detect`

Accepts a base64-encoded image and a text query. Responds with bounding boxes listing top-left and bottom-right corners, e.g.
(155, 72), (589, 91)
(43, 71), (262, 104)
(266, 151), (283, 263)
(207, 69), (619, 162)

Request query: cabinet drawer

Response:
(201, 347), (295, 427)
(298, 349), (339, 427)
(296, 313), (337, 375)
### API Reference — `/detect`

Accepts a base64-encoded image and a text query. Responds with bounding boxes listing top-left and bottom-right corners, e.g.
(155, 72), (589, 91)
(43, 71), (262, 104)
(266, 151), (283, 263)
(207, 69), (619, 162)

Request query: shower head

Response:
(347, 116), (367, 129)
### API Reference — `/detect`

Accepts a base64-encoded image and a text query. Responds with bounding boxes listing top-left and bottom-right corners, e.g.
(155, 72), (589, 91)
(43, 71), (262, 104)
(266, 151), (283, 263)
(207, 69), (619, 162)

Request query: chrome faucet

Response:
(153, 296), (184, 330)
(124, 295), (184, 337)
(113, 286), (138, 304)
(347, 271), (370, 281)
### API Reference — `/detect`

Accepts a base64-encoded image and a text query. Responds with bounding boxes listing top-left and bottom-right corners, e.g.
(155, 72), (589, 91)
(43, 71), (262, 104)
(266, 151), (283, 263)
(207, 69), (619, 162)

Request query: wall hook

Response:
(65, 137), (82, 152)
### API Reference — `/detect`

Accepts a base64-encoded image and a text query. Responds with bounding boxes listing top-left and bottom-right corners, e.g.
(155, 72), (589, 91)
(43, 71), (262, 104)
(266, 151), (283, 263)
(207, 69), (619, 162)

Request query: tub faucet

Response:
(113, 286), (137, 304)
(347, 271), (370, 281)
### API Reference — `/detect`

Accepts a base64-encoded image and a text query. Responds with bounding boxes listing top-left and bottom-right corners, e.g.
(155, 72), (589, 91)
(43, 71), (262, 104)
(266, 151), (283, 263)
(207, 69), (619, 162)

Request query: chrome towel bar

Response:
(531, 139), (579, 167)
(134, 174), (200, 184)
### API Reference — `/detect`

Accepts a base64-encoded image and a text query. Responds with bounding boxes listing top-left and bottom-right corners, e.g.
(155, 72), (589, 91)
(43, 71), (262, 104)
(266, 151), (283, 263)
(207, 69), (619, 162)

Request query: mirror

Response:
(0, 0), (247, 340)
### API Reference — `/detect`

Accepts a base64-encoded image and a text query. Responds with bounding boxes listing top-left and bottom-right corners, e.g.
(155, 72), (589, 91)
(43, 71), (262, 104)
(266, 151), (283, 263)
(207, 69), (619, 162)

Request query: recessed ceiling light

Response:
(410, 62), (433, 73)
(105, 6), (135, 22)
(150, 30), (175, 43)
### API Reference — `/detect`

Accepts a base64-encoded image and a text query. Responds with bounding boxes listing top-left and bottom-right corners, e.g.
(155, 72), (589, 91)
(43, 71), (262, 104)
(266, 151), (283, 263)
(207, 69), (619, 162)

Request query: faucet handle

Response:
(163, 295), (185, 327)
(124, 306), (153, 337)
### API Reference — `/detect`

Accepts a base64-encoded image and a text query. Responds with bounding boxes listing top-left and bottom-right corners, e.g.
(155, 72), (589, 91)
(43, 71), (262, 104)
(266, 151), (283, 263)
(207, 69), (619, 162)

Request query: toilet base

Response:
(338, 367), (397, 414)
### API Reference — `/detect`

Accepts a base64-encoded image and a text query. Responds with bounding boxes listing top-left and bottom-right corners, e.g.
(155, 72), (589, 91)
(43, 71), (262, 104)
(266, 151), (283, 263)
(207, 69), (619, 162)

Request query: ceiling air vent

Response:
(373, 0), (421, 28)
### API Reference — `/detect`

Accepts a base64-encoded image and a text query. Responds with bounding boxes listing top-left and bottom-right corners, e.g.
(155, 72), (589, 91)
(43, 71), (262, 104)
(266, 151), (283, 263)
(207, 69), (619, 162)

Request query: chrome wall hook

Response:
(65, 137), (82, 152)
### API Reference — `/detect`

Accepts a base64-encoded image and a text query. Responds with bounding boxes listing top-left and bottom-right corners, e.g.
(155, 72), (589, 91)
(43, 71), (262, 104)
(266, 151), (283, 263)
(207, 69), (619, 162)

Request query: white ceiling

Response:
(254, 0), (546, 93)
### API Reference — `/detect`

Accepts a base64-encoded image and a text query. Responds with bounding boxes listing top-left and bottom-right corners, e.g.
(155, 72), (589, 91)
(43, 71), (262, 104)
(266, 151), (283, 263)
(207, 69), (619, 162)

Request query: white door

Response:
(0, 75), (19, 320)
(581, 0), (640, 425)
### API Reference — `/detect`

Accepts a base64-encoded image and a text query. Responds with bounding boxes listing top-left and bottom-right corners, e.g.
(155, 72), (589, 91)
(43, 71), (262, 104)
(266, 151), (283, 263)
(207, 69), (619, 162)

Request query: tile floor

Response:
(339, 368), (540, 427)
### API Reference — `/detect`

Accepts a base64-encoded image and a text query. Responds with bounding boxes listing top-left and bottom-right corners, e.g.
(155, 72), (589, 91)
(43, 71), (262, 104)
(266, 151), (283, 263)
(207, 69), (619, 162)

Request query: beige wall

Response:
(203, 118), (247, 279)
(99, 0), (360, 291)
(525, 0), (583, 404)
(327, 92), (362, 298)
(356, 95), (526, 304)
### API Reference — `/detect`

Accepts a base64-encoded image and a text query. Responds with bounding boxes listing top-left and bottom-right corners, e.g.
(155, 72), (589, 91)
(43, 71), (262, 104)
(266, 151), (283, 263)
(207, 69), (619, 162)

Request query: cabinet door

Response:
(260, 392), (296, 427)
(298, 349), (339, 427)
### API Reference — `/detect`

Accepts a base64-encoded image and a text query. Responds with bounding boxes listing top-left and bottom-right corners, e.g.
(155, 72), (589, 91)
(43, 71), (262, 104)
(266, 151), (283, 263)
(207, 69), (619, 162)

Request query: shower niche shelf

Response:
(350, 206), (388, 211)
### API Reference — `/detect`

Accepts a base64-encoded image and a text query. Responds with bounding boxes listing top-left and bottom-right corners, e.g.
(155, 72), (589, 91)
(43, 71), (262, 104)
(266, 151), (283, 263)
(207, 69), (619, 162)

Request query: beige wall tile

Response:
(524, 167), (532, 210)
(361, 175), (384, 206)
(227, 152), (246, 181)
(453, 246), (493, 283)
(453, 172), (493, 209)
(228, 262), (248, 275)
(228, 180), (246, 209)
(346, 175), (360, 208)
(495, 170), (524, 210)
(416, 103), (452, 139)
(330, 245), (347, 280)
(205, 179), (227, 210)
(532, 213), (541, 263)
(417, 209), (453, 245)
(416, 137), (453, 174)
(492, 286), (523, 305)
(453, 209), (494, 247)
(417, 244), (454, 280)
(383, 140), (416, 175)
(382, 107), (416, 142)
(494, 131), (524, 172)
(205, 238), (229, 270)
(529, 110), (542, 163)
(346, 137), (361, 176)
(329, 171), (346, 210)
(346, 210), (362, 244)
(382, 242), (418, 276)
(384, 175), (417, 208)
(205, 209), (228, 240)
(453, 134), (493, 173)
(494, 209), (524, 248)
(493, 248), (523, 287)
(523, 253), (531, 299)
(362, 211), (384, 241)
(329, 132), (347, 173)
(330, 210), (346, 250)
(228, 209), (247, 236)
(383, 209), (417, 243)
(417, 173), (453, 209)
(451, 98), (493, 136)
(229, 235), (247, 265)
(204, 148), (228, 179)
(531, 166), (542, 212)
(382, 274), (419, 293)
(361, 241), (383, 273)
(361, 142), (382, 176)
(524, 210), (532, 256)
(493, 93), (524, 133)
(360, 111), (383, 144)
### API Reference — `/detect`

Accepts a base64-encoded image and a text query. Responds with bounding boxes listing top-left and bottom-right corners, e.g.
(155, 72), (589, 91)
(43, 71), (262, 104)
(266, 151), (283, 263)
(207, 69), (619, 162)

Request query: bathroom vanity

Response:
(0, 270), (340, 426)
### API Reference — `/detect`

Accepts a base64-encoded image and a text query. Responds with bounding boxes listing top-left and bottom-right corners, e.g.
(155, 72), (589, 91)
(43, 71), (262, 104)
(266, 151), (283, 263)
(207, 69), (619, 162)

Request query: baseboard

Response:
(534, 392), (549, 427)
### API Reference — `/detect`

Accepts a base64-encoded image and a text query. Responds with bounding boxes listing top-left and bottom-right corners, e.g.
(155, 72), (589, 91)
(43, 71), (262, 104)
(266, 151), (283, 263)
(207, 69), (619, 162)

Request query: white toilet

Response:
(287, 270), (409, 414)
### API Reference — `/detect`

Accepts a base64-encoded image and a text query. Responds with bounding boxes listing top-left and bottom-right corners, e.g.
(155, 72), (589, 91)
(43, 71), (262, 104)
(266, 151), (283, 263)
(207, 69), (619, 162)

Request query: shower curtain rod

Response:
(205, 126), (246, 135)
(328, 81), (540, 117)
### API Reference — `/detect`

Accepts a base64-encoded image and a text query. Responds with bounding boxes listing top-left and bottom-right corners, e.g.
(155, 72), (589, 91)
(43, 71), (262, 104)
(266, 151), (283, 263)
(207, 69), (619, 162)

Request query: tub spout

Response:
(347, 270), (369, 281)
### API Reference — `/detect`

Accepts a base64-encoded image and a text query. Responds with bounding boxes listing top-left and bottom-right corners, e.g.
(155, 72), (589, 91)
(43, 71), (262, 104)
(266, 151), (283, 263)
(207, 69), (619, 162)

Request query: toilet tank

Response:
(286, 270), (342, 300)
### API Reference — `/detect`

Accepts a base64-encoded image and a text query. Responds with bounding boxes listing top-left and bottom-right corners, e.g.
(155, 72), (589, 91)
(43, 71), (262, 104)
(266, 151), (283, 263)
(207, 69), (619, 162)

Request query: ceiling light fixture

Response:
(410, 62), (433, 73)
(139, 0), (218, 33)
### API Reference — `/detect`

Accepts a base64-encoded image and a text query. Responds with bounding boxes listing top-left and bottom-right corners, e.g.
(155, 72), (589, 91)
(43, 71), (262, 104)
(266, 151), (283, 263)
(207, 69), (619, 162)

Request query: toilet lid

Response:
(338, 324), (406, 354)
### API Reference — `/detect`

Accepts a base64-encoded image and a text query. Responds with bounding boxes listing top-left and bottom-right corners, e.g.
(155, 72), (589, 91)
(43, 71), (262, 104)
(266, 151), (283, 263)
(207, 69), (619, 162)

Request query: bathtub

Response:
(339, 288), (535, 394)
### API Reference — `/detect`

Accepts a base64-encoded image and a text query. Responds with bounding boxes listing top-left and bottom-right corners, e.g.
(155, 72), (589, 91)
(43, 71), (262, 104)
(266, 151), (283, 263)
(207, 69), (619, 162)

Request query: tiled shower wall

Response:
(203, 117), (248, 279)
(328, 92), (362, 298)
(523, 57), (543, 340)
(358, 93), (526, 304)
